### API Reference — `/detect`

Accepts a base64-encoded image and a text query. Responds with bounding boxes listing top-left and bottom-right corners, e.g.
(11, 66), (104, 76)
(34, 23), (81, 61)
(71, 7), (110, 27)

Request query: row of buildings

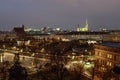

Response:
(1, 25), (120, 41)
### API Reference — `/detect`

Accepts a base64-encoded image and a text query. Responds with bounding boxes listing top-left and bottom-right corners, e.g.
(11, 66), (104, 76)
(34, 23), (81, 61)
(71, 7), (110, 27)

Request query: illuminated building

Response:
(56, 31), (109, 41)
(11, 25), (120, 42)
(94, 41), (120, 73)
(77, 18), (88, 32)
(56, 30), (120, 42)
(103, 30), (120, 42)
(31, 33), (50, 40)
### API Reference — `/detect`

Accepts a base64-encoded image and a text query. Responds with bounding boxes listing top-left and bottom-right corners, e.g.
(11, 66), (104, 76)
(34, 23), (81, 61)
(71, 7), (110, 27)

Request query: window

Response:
(107, 61), (112, 66)
(98, 52), (102, 56)
(107, 54), (112, 59)
(95, 51), (98, 56)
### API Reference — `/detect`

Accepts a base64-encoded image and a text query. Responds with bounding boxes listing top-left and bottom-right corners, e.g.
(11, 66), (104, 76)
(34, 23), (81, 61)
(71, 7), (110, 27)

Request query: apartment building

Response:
(94, 42), (120, 73)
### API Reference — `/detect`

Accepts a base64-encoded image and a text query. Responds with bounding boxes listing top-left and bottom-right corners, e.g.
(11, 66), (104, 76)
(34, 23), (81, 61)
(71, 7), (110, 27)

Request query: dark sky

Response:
(0, 0), (120, 31)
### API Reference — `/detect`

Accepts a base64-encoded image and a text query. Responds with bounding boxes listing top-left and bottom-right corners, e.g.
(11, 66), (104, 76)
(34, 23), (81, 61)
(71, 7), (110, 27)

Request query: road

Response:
(0, 49), (49, 74)
(65, 60), (93, 79)
(0, 49), (94, 79)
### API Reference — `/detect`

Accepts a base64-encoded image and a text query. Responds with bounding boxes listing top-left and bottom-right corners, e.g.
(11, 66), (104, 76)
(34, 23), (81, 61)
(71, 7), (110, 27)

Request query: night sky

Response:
(0, 0), (120, 31)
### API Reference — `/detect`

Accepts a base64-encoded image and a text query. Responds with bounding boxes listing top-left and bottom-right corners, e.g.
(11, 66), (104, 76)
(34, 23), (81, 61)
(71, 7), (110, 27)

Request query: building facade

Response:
(103, 30), (120, 42)
(56, 31), (109, 41)
(94, 42), (120, 73)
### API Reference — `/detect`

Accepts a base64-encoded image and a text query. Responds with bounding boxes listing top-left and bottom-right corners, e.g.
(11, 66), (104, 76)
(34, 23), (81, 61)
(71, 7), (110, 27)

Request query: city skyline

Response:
(0, 0), (120, 31)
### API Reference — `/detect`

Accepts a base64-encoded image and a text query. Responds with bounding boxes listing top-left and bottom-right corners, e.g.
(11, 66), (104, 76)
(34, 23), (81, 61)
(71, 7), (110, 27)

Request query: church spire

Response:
(85, 18), (88, 31)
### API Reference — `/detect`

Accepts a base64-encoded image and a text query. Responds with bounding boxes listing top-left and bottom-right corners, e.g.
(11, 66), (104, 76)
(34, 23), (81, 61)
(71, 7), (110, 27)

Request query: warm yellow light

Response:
(72, 56), (75, 59)
(86, 62), (90, 65)
(0, 55), (3, 62)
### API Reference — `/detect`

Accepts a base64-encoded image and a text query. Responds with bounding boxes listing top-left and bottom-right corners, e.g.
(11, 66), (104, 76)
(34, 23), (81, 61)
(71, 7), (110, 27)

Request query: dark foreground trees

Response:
(8, 53), (28, 80)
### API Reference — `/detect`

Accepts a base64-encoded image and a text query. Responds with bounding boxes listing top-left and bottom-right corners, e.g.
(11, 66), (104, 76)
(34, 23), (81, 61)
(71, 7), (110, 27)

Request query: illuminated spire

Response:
(85, 18), (88, 31)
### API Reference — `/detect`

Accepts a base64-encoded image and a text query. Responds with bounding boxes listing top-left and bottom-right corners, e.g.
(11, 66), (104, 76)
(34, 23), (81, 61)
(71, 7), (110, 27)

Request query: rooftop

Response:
(101, 41), (120, 48)
(56, 31), (110, 35)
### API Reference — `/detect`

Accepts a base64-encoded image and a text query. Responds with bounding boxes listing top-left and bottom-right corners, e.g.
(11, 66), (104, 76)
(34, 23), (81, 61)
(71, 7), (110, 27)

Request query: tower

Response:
(77, 24), (80, 32)
(85, 18), (88, 31)
(76, 18), (89, 32)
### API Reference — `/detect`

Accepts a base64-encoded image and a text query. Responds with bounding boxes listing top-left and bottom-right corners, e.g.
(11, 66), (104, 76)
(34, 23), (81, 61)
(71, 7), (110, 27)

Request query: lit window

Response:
(107, 61), (112, 66)
(109, 62), (112, 66)
(107, 54), (112, 59)
(98, 52), (102, 56)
